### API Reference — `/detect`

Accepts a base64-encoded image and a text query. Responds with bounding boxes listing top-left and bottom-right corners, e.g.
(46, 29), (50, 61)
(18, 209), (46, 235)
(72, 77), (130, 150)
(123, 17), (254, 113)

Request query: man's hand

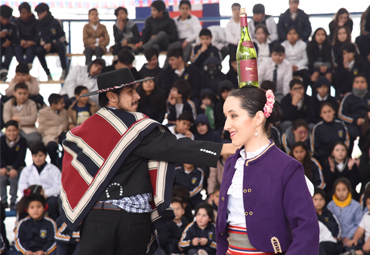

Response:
(2, 39), (11, 48)
(320, 66), (327, 73)
(292, 66), (298, 72)
(24, 41), (35, 48)
(182, 40), (188, 50)
(11, 116), (20, 122)
(0, 168), (7, 177)
(200, 44), (208, 53)
(0, 30), (7, 38)
(121, 39), (128, 46)
(8, 169), (17, 178)
(192, 237), (199, 246)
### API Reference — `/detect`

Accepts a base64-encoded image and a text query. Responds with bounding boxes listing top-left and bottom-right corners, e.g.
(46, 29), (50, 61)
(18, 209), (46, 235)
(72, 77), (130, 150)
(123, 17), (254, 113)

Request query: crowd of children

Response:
(0, 1), (370, 255)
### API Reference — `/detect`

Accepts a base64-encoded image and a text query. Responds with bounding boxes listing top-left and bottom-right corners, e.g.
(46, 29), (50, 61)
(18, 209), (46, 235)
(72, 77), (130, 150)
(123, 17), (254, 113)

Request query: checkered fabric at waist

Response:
(101, 193), (153, 213)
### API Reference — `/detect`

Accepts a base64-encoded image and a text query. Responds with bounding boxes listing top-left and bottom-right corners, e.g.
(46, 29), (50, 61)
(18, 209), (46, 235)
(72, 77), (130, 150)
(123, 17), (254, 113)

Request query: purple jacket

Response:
(216, 143), (319, 255)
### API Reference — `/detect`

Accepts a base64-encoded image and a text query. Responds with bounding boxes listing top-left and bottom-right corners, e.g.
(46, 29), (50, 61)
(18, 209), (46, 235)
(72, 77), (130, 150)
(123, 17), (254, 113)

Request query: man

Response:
(248, 4), (278, 42)
(59, 68), (235, 255)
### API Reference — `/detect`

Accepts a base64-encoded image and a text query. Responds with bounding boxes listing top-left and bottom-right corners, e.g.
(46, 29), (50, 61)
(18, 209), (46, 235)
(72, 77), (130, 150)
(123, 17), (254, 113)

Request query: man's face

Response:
(19, 9), (32, 21)
(176, 120), (191, 134)
(90, 63), (103, 77)
(0, 16), (10, 25)
(37, 10), (48, 20)
(200, 35), (212, 47)
(253, 13), (264, 23)
(117, 9), (127, 21)
(168, 56), (182, 70)
(289, 0), (299, 13)
(117, 85), (141, 112)
(14, 88), (29, 104)
(179, 4), (191, 19)
(271, 52), (285, 65)
(232, 6), (240, 18)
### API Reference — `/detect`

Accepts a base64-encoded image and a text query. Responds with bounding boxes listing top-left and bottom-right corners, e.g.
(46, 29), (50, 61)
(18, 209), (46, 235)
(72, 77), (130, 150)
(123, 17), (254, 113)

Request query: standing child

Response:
(38, 94), (74, 166)
(68, 86), (99, 126)
(83, 8), (110, 65)
(0, 120), (27, 210)
(14, 194), (57, 255)
(327, 178), (363, 249)
(179, 203), (216, 255)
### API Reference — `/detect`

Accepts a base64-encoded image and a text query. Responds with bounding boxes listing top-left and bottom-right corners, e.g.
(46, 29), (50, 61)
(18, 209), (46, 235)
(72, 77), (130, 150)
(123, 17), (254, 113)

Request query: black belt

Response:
(92, 202), (125, 211)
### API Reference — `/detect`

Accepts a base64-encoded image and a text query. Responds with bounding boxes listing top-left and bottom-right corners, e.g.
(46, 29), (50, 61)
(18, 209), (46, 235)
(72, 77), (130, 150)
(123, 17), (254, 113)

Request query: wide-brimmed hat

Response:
(80, 68), (153, 97)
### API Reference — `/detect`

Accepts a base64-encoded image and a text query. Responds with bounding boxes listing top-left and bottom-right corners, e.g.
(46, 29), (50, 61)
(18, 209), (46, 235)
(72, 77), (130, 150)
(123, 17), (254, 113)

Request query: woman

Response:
(216, 86), (319, 254)
(328, 8), (353, 42)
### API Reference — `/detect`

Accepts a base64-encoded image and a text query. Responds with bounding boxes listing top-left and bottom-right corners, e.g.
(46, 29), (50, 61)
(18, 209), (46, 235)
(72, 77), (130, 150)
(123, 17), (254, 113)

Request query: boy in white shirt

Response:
(225, 3), (241, 56)
(168, 112), (194, 140)
(248, 4), (278, 42)
(258, 44), (292, 101)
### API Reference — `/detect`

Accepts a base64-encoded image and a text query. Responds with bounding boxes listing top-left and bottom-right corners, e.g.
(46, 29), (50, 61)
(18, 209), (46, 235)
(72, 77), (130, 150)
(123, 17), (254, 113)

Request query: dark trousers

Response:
(47, 132), (66, 167)
(1, 46), (14, 70)
(14, 45), (36, 64)
(84, 46), (104, 65)
(142, 31), (169, 52)
(79, 209), (151, 255)
(56, 242), (80, 255)
(319, 242), (339, 255)
(36, 41), (67, 75)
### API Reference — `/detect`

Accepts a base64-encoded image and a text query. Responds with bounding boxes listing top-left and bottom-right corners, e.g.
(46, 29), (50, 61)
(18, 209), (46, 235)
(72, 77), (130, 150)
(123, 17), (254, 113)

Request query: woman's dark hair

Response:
(319, 102), (335, 113)
(16, 185), (43, 219)
(228, 86), (283, 135)
(254, 24), (269, 37)
(194, 202), (215, 223)
(290, 142), (313, 180)
(136, 78), (166, 114)
(287, 26), (301, 39)
(114, 7), (127, 17)
(332, 26), (351, 46)
(307, 28), (331, 60)
(314, 187), (326, 200)
(333, 177), (352, 194)
(292, 119), (308, 131)
(5, 120), (19, 129)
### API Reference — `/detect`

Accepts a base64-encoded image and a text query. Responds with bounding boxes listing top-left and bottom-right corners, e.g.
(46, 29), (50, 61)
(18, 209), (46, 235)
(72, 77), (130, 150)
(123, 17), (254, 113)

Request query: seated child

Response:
(323, 142), (361, 201)
(172, 186), (194, 223)
(68, 86), (99, 126)
(193, 114), (221, 143)
(198, 88), (217, 126)
(18, 143), (61, 220)
(201, 57), (227, 95)
(55, 216), (80, 255)
(168, 112), (194, 140)
(138, 48), (162, 80)
(38, 94), (74, 166)
(3, 83), (42, 148)
(327, 178), (363, 249)
(0, 120), (27, 210)
(83, 8), (109, 65)
(14, 193), (57, 255)
(190, 28), (222, 69)
(281, 119), (313, 155)
(209, 184), (220, 221)
(167, 80), (196, 124)
(290, 142), (325, 189)
(16, 185), (44, 223)
(312, 103), (350, 165)
(174, 163), (205, 209)
(339, 74), (370, 141)
(5, 63), (43, 107)
(312, 77), (339, 123)
(179, 202), (216, 255)
(158, 197), (189, 255)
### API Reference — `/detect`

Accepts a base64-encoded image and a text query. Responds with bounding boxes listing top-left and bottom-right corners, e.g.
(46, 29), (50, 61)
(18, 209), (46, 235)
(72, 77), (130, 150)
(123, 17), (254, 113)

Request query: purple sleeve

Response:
(215, 224), (229, 255)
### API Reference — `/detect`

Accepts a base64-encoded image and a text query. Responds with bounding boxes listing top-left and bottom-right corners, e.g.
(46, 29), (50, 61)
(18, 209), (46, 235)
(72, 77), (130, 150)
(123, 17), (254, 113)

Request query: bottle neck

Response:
(240, 15), (248, 27)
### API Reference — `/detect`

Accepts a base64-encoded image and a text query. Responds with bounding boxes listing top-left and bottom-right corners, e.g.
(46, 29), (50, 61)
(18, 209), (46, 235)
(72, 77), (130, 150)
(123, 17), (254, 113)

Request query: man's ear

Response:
(106, 91), (118, 103)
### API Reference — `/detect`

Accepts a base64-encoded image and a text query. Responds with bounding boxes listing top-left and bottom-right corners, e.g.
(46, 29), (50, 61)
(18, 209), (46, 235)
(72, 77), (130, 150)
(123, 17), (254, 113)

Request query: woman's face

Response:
(335, 182), (349, 201)
(315, 29), (326, 45)
(255, 28), (267, 44)
(338, 13), (348, 27)
(332, 144), (347, 161)
(337, 28), (348, 43)
(292, 145), (306, 163)
(223, 96), (259, 148)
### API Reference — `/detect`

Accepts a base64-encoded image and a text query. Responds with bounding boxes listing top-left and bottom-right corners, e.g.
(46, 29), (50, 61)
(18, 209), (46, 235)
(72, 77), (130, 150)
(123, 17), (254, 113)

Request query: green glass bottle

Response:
(237, 8), (259, 88)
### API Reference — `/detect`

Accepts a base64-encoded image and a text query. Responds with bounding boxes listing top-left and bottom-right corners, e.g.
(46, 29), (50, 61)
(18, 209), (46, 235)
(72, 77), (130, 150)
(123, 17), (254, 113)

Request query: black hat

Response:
(16, 63), (29, 74)
(253, 4), (265, 14)
(35, 3), (49, 14)
(80, 68), (153, 97)
(0, 5), (13, 18)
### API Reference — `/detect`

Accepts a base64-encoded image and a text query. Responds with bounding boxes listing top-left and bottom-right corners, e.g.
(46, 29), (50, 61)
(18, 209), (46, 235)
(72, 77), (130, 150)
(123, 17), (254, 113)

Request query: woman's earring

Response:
(255, 126), (258, 136)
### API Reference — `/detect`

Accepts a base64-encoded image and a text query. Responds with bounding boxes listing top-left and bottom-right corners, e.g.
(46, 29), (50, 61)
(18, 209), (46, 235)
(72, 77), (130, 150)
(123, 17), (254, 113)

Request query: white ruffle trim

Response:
(227, 157), (245, 199)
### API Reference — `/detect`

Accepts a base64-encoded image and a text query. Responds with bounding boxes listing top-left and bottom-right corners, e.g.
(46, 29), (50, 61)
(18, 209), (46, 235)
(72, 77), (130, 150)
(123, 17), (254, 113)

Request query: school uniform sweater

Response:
(317, 207), (341, 238)
(174, 166), (204, 200)
(167, 100), (196, 122)
(306, 42), (332, 74)
(338, 92), (370, 125)
(312, 93), (339, 123)
(15, 216), (57, 254)
(0, 135), (27, 171)
(277, 9), (312, 42)
(310, 158), (326, 189)
(179, 221), (217, 254)
(54, 217), (80, 244)
(158, 217), (189, 252)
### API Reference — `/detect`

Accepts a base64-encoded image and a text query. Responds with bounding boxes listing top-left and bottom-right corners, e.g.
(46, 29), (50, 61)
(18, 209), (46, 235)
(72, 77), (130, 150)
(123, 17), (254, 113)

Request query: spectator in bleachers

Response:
(356, 6), (370, 66)
(0, 5), (19, 81)
(3, 83), (42, 148)
(172, 185), (194, 223)
(328, 8), (353, 43)
(55, 216), (80, 255)
(198, 88), (216, 126)
(102, 49), (140, 79)
(161, 47), (203, 100)
(323, 142), (361, 201)
(174, 163), (205, 209)
(277, 0), (312, 42)
(281, 26), (310, 90)
(14, 193), (57, 255)
(18, 143), (61, 221)
(331, 26), (351, 68)
(169, 0), (202, 63)
(224, 3), (241, 56)
(290, 142), (325, 189)
(226, 54), (238, 88)
(209, 184), (220, 221)
(214, 80), (233, 133)
(248, 4), (279, 42)
(13, 2), (39, 69)
(34, 3), (67, 81)
(60, 58), (105, 107)
(190, 28), (222, 69)
(201, 56), (227, 95)
(0, 120), (27, 210)
(253, 24), (278, 66)
(312, 102), (349, 165)
(138, 48), (162, 81)
(307, 28), (333, 83)
(281, 118), (312, 155)
(83, 8), (110, 65)
(203, 26), (229, 60)
(193, 114), (221, 143)
(136, 78), (166, 123)
(4, 63), (44, 108)
(135, 0), (178, 54)
(168, 112), (194, 140)
(312, 77), (339, 123)
(112, 7), (140, 56)
(338, 74), (370, 141)
(68, 86), (99, 126)
(334, 43), (369, 98)
(38, 94), (74, 167)
(15, 185), (44, 223)
(258, 44), (292, 101)
(158, 197), (189, 255)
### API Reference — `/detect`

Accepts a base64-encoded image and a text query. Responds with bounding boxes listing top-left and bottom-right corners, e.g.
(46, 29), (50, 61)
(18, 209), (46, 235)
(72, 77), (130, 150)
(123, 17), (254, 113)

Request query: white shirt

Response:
(248, 16), (278, 42)
(225, 18), (240, 45)
(359, 212), (370, 242)
(281, 40), (308, 70)
(227, 144), (269, 227)
(173, 15), (202, 43)
(168, 125), (194, 140)
(258, 58), (292, 96)
(319, 221), (337, 243)
(254, 39), (271, 66)
(18, 163), (61, 198)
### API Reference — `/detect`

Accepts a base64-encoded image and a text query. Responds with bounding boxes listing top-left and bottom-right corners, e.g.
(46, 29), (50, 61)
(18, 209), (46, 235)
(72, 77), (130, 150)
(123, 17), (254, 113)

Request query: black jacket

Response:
(306, 40), (332, 74)
(0, 21), (19, 46)
(355, 35), (370, 65)
(280, 93), (315, 124)
(179, 221), (216, 254)
(312, 94), (339, 124)
(138, 64), (162, 81)
(317, 207), (341, 238)
(167, 100), (195, 122)
(14, 14), (39, 43)
(0, 135), (27, 171)
(338, 92), (370, 126)
(137, 91), (166, 123)
(190, 44), (222, 69)
(141, 12), (178, 43)
(277, 9), (312, 42)
(158, 217), (189, 254)
(174, 165), (204, 204)
(113, 19), (140, 45)
(38, 13), (65, 44)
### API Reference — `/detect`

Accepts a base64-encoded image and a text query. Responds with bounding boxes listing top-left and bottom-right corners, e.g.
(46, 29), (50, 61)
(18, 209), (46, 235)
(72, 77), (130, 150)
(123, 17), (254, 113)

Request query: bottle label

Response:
(239, 60), (258, 82)
(240, 16), (248, 27)
(242, 41), (254, 48)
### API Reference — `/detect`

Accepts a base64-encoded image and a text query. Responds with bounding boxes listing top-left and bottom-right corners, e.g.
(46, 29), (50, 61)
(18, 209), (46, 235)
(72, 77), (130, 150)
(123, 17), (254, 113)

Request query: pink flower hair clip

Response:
(263, 90), (275, 118)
